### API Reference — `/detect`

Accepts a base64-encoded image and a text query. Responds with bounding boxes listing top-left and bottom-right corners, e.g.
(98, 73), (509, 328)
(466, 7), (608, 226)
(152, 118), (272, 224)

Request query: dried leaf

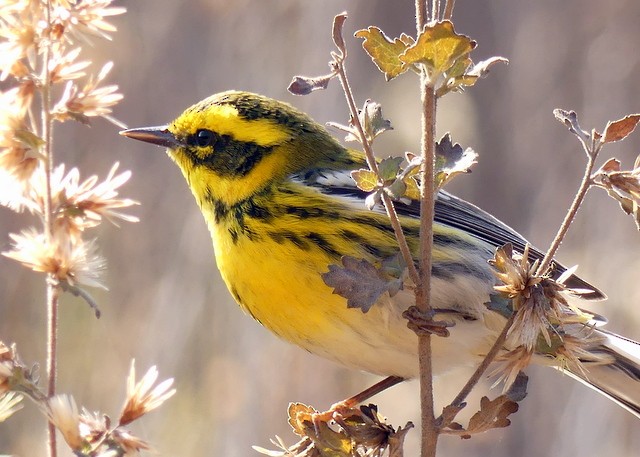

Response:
(360, 99), (393, 142)
(467, 56), (509, 78)
(396, 154), (422, 200)
(439, 403), (466, 429)
(463, 394), (520, 438)
(322, 256), (402, 313)
(351, 169), (378, 192)
(602, 114), (640, 143)
(385, 178), (407, 200)
(355, 27), (411, 80)
(378, 156), (403, 181)
(326, 121), (359, 141)
(288, 74), (335, 96)
(288, 402), (317, 437)
(434, 133), (478, 190)
(438, 56), (508, 96)
(332, 12), (349, 57)
(387, 422), (414, 457)
(599, 157), (621, 173)
(365, 190), (382, 210)
(400, 21), (476, 77)
(403, 175), (420, 201)
(288, 402), (354, 456)
(553, 109), (591, 144)
(592, 157), (640, 230)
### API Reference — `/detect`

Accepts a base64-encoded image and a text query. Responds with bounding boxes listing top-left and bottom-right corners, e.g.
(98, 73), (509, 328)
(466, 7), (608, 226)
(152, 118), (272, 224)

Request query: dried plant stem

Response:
(343, 376), (405, 406)
(45, 283), (59, 457)
(447, 312), (516, 410)
(536, 155), (595, 275)
(41, 4), (59, 457)
(414, 3), (440, 457)
(334, 59), (421, 287)
(416, 74), (438, 457)
(431, 0), (441, 20)
(416, 1), (428, 30)
(443, 0), (456, 20)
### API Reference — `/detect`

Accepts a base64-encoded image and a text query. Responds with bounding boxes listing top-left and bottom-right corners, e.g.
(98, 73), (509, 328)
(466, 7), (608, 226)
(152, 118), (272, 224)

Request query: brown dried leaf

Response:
(602, 114), (640, 143)
(288, 74), (336, 96)
(288, 402), (317, 437)
(388, 422), (414, 457)
(435, 133), (477, 190)
(332, 12), (348, 57)
(322, 256), (403, 313)
(593, 157), (640, 230)
(439, 403), (466, 429)
(464, 394), (519, 438)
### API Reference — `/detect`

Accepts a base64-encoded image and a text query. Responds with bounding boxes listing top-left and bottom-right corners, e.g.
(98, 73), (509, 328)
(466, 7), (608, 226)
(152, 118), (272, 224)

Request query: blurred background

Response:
(2, 0), (640, 455)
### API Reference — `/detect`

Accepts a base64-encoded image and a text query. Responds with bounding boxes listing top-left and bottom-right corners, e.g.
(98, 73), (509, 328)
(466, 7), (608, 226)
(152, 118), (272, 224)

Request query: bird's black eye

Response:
(194, 129), (215, 147)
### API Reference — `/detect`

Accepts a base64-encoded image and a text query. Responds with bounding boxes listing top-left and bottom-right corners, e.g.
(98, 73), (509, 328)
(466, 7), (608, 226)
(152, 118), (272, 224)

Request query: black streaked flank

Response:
(339, 229), (394, 259)
(228, 227), (239, 244)
(284, 205), (340, 220)
(245, 199), (273, 220)
(268, 230), (310, 251)
(207, 193), (274, 243)
(306, 232), (341, 258)
(212, 199), (230, 224)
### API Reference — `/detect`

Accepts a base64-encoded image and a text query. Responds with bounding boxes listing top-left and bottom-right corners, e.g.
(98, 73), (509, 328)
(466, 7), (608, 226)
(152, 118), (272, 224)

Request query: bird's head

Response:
(121, 91), (359, 205)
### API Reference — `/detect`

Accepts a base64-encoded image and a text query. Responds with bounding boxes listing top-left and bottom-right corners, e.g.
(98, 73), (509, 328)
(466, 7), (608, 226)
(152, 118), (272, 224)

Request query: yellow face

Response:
(156, 91), (363, 210)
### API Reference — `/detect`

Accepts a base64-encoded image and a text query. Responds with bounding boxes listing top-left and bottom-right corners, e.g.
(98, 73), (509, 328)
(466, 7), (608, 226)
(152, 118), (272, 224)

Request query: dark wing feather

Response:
(416, 191), (604, 300)
(310, 175), (604, 301)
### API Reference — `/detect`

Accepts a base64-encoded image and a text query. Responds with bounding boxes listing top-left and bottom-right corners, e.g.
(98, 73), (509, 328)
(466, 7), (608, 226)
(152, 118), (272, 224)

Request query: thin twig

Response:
(536, 154), (596, 275)
(416, 0), (428, 30)
(380, 194), (420, 286)
(446, 312), (516, 410)
(415, 1), (439, 456)
(343, 376), (405, 406)
(416, 66), (438, 457)
(334, 59), (421, 287)
(334, 59), (378, 174)
(41, 3), (58, 456)
(443, 0), (456, 20)
(431, 0), (440, 21)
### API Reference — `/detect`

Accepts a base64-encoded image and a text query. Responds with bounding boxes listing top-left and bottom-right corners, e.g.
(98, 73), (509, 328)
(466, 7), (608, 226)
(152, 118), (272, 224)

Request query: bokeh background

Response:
(2, 1), (640, 456)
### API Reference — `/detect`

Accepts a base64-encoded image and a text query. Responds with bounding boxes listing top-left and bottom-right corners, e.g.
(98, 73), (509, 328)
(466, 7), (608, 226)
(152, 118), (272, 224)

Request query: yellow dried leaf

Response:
(400, 21), (475, 76)
(355, 27), (411, 80)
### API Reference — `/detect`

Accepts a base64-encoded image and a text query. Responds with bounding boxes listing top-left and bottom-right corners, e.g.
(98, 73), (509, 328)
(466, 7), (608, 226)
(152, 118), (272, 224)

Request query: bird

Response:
(120, 90), (640, 418)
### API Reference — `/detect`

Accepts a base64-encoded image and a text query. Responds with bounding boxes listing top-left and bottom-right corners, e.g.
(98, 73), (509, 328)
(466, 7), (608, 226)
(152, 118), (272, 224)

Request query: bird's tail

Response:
(564, 329), (640, 418)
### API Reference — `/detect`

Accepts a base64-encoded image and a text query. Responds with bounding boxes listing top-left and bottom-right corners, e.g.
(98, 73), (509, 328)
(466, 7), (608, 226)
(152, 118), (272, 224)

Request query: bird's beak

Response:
(119, 126), (182, 148)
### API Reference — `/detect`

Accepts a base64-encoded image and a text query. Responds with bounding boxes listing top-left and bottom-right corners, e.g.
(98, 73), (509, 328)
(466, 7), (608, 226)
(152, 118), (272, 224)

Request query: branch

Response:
(536, 155), (595, 275)
(333, 57), (421, 287)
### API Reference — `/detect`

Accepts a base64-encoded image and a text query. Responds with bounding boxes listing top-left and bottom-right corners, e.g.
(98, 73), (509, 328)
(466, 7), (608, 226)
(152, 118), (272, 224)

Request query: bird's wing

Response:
(306, 170), (604, 301)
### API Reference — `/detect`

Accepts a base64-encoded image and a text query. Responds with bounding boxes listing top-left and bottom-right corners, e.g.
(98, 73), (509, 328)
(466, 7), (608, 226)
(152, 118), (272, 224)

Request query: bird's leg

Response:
(311, 376), (405, 427)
